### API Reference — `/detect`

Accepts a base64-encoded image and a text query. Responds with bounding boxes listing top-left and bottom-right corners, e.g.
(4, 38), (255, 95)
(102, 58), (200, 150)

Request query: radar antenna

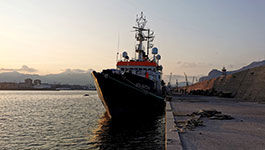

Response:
(136, 12), (147, 29)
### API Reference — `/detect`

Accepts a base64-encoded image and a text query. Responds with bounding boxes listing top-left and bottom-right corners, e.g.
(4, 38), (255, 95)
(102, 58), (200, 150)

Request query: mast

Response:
(133, 12), (155, 61)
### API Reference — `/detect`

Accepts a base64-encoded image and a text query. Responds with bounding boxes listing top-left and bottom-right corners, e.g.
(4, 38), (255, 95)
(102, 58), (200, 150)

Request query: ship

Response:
(92, 12), (166, 119)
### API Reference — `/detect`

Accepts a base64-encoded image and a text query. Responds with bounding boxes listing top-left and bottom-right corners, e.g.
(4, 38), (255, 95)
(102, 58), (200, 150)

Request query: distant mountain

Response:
(199, 60), (265, 82)
(236, 60), (265, 73)
(199, 69), (223, 82)
(0, 69), (94, 86)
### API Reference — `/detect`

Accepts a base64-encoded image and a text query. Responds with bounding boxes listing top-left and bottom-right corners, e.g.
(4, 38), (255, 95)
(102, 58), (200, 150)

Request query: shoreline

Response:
(0, 89), (96, 91)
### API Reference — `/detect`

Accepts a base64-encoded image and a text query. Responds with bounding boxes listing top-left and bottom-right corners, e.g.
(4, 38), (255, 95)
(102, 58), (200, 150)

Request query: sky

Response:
(0, 0), (265, 77)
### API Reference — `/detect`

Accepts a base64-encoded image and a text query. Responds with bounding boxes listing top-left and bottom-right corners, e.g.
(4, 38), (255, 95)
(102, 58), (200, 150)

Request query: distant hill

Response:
(199, 60), (265, 82)
(0, 69), (94, 86)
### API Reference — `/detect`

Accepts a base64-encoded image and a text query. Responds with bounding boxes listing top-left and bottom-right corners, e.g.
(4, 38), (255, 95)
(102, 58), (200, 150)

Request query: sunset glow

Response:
(0, 0), (265, 76)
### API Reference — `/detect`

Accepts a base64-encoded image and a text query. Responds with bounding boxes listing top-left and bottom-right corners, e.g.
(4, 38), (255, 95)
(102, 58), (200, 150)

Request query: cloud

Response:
(62, 68), (94, 74)
(0, 65), (38, 73)
(176, 61), (214, 68)
(18, 65), (38, 72)
(175, 61), (197, 68)
(181, 62), (197, 68)
(177, 61), (182, 64)
(0, 68), (13, 72)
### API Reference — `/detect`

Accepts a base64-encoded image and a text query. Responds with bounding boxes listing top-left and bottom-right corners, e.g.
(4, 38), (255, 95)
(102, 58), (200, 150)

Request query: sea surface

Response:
(0, 90), (165, 149)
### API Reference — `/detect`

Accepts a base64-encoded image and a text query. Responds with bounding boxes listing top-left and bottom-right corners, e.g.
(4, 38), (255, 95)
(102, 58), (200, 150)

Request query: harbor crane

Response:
(184, 72), (189, 86)
(192, 76), (195, 85)
(168, 72), (172, 87)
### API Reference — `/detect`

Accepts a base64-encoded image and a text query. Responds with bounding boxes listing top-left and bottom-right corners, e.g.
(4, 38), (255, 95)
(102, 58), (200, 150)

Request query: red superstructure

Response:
(116, 61), (157, 67)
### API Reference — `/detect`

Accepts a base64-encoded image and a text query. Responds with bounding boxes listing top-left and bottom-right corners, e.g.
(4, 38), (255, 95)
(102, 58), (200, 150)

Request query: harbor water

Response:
(0, 91), (165, 149)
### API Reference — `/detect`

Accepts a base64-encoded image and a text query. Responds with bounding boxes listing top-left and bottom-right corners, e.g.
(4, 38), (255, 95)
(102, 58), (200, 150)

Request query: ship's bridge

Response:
(116, 60), (157, 72)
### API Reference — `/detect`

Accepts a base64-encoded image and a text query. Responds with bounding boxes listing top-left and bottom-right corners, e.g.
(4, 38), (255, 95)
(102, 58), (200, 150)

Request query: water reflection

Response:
(0, 91), (105, 149)
(91, 113), (165, 150)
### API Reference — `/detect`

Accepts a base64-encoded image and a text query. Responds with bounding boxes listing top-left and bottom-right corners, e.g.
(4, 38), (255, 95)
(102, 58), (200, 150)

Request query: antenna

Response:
(133, 12), (155, 61)
(147, 29), (150, 56)
(116, 33), (120, 62)
(117, 33), (120, 51)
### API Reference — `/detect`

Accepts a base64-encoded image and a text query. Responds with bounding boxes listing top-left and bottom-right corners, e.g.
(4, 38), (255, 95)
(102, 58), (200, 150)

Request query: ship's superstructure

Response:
(92, 12), (165, 119)
(116, 12), (163, 94)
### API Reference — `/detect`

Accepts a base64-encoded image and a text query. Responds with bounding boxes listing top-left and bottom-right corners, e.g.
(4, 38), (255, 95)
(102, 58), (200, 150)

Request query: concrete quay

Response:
(166, 95), (265, 150)
(165, 100), (183, 150)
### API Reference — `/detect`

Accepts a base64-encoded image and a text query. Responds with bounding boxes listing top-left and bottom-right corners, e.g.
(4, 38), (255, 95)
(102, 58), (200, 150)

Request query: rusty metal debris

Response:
(174, 109), (234, 132)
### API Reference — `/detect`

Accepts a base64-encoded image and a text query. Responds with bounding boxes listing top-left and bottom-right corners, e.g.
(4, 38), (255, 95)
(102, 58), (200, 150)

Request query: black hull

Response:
(92, 71), (165, 119)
